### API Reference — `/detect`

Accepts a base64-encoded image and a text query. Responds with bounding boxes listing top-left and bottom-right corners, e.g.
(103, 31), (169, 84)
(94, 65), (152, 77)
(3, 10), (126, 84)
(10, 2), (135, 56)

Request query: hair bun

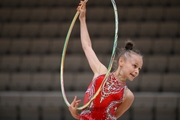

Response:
(125, 40), (134, 50)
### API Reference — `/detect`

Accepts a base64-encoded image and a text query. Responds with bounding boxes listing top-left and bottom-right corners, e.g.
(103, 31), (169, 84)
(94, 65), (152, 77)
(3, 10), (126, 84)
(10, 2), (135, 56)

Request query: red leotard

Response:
(79, 73), (127, 120)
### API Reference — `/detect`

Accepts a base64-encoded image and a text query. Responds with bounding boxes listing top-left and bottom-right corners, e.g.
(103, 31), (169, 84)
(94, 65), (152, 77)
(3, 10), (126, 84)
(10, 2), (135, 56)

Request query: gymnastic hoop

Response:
(60, 0), (118, 110)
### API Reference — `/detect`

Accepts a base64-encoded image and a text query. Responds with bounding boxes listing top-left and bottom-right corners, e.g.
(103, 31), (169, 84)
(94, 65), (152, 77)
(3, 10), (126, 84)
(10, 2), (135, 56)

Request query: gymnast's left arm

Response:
(68, 96), (81, 119)
(114, 89), (134, 118)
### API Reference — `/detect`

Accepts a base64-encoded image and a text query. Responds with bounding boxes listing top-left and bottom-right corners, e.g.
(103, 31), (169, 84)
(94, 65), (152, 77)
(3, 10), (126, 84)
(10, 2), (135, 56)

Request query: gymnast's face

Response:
(119, 54), (143, 81)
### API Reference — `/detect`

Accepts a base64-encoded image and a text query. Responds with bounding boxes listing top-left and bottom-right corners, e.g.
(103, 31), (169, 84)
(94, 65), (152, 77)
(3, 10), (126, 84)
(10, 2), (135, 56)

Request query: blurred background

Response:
(0, 0), (180, 120)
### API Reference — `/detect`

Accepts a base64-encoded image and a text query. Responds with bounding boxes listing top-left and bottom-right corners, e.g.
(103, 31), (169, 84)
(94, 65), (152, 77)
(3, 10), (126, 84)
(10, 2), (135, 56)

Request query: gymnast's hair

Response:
(113, 39), (143, 70)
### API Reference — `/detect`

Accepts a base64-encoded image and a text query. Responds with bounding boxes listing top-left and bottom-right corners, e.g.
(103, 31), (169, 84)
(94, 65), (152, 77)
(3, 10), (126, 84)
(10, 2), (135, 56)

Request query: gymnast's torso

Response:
(79, 73), (127, 120)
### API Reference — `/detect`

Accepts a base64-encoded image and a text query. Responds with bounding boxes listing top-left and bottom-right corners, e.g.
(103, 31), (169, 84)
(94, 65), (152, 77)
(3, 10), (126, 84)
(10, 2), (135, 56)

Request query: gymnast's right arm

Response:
(69, 1), (107, 119)
(77, 0), (107, 78)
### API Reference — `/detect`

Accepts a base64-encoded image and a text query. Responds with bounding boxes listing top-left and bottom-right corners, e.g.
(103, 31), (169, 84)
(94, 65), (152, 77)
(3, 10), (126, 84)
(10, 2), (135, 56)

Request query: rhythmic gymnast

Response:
(68, 1), (143, 119)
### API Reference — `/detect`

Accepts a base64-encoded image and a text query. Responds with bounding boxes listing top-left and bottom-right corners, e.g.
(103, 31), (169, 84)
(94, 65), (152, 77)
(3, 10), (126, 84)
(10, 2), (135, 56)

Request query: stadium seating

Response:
(0, 0), (180, 119)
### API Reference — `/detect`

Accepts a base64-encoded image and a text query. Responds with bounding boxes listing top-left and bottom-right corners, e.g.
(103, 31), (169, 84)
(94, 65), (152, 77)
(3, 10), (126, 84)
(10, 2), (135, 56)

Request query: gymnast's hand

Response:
(69, 96), (81, 119)
(77, 0), (88, 20)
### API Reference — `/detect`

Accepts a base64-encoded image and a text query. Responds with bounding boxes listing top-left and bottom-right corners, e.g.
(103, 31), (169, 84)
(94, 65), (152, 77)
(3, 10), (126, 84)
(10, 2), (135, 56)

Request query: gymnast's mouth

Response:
(130, 73), (135, 77)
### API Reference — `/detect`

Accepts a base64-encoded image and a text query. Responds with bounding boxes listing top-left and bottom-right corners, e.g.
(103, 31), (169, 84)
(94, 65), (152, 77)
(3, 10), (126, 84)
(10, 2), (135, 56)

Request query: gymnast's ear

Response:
(118, 57), (124, 67)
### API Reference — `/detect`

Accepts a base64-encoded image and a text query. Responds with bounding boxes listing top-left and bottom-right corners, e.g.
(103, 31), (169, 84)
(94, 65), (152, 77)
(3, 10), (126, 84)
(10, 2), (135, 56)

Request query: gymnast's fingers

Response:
(75, 100), (81, 108)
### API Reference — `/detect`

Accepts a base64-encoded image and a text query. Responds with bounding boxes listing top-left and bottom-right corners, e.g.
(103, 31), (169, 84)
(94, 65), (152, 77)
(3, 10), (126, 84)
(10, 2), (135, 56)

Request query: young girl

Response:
(69, 1), (143, 119)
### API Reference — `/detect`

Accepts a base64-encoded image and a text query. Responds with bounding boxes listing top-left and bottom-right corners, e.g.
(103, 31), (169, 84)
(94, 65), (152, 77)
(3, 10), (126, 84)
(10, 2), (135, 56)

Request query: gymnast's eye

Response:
(133, 64), (137, 68)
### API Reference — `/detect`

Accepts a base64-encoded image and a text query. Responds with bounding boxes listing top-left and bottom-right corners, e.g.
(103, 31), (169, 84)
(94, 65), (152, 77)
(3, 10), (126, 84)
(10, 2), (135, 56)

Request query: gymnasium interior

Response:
(0, 0), (180, 120)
